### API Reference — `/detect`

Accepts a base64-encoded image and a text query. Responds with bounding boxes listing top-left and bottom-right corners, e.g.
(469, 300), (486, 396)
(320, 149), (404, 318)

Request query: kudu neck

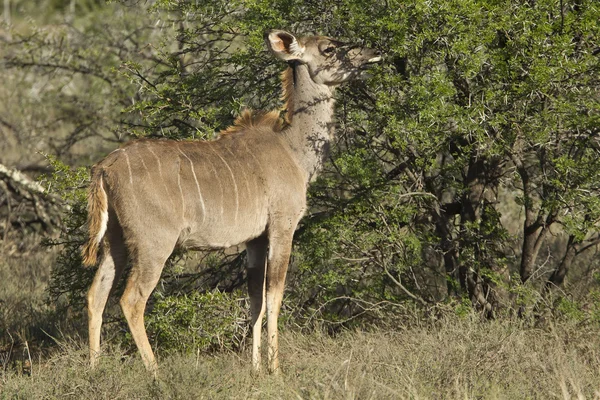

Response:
(282, 62), (336, 183)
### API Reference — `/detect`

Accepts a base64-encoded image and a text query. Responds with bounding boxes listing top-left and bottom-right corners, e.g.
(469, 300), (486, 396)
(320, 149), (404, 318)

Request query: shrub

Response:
(145, 290), (249, 355)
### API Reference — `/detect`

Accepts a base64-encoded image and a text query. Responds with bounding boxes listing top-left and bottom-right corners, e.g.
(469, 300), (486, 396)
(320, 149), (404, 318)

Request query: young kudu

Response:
(82, 29), (380, 375)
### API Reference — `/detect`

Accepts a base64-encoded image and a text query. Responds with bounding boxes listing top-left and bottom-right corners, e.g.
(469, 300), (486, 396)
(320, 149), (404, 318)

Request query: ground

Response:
(2, 317), (599, 399)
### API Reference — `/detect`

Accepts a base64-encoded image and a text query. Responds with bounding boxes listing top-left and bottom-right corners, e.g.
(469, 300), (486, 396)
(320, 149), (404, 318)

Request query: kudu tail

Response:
(82, 171), (108, 267)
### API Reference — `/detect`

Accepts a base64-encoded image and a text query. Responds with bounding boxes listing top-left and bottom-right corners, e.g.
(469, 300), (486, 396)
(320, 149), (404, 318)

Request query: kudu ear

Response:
(265, 30), (305, 61)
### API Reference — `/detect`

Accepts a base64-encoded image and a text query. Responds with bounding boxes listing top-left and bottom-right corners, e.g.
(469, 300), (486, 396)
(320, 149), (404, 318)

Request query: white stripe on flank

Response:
(147, 147), (176, 209)
(225, 147), (253, 220)
(225, 148), (251, 197)
(124, 152), (133, 185)
(177, 162), (185, 221)
(148, 147), (162, 174)
(244, 145), (263, 173)
(206, 158), (224, 219)
(211, 147), (238, 224)
(178, 148), (206, 225)
(242, 142), (264, 219)
(96, 176), (108, 245)
(139, 154), (151, 177)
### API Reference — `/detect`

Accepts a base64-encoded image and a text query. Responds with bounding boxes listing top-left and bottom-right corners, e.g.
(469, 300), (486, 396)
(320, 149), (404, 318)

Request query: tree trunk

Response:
(546, 235), (576, 289)
(434, 210), (459, 297)
(520, 213), (543, 282)
(458, 158), (500, 315)
(514, 157), (555, 283)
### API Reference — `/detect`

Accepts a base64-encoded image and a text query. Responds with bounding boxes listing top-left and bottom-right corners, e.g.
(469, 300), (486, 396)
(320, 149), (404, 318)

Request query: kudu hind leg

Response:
(87, 218), (127, 367)
(119, 252), (168, 375)
(246, 235), (268, 372)
(265, 228), (295, 374)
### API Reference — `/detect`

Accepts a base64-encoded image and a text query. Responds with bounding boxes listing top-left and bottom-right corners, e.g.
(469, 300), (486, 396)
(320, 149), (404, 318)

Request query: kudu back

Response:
(83, 29), (380, 375)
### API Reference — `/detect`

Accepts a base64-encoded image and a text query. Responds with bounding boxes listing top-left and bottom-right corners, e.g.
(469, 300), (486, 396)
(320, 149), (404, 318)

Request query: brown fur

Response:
(83, 30), (380, 376)
(82, 171), (107, 266)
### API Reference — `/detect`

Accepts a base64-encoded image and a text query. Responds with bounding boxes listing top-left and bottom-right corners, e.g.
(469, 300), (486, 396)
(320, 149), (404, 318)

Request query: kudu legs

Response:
(88, 220), (296, 375)
(88, 218), (173, 375)
(119, 249), (171, 375)
(246, 235), (268, 371)
(87, 217), (127, 367)
(265, 226), (295, 374)
(247, 225), (296, 374)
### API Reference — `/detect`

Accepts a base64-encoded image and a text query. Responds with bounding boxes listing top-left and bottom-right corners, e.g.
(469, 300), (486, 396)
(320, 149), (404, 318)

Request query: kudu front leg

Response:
(246, 235), (268, 372)
(265, 229), (295, 375)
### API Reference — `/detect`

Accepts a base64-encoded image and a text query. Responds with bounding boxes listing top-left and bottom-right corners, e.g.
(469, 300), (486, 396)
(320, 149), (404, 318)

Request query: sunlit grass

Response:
(2, 317), (600, 399)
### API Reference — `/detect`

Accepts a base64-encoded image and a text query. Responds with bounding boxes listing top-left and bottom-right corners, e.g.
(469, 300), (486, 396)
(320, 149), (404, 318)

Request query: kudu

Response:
(82, 29), (380, 375)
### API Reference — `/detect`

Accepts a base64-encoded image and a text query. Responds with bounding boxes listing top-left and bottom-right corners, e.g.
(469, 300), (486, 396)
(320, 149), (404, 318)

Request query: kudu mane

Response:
(221, 68), (294, 135)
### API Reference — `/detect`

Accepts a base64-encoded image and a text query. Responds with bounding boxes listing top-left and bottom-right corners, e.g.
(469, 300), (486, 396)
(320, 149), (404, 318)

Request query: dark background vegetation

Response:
(1, 0), (600, 397)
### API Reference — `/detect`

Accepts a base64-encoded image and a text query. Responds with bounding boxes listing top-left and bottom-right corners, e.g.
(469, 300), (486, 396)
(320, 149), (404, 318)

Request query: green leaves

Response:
(40, 155), (89, 205)
(146, 290), (249, 354)
(41, 156), (93, 310)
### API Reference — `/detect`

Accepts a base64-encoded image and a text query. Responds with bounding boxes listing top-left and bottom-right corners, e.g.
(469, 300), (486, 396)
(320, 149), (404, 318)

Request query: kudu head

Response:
(266, 30), (381, 85)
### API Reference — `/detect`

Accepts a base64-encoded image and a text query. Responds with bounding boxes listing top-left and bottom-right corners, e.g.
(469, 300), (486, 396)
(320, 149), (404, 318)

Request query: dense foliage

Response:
(146, 290), (249, 354)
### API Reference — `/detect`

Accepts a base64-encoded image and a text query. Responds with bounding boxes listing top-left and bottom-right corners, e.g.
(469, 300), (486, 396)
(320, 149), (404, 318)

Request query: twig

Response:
(2, 330), (15, 375)
(306, 295), (407, 326)
(383, 265), (428, 306)
(23, 339), (32, 377)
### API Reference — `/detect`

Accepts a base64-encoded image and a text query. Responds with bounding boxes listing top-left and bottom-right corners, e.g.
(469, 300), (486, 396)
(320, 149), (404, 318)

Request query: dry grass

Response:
(2, 316), (600, 399)
(0, 248), (57, 343)
(2, 245), (599, 399)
